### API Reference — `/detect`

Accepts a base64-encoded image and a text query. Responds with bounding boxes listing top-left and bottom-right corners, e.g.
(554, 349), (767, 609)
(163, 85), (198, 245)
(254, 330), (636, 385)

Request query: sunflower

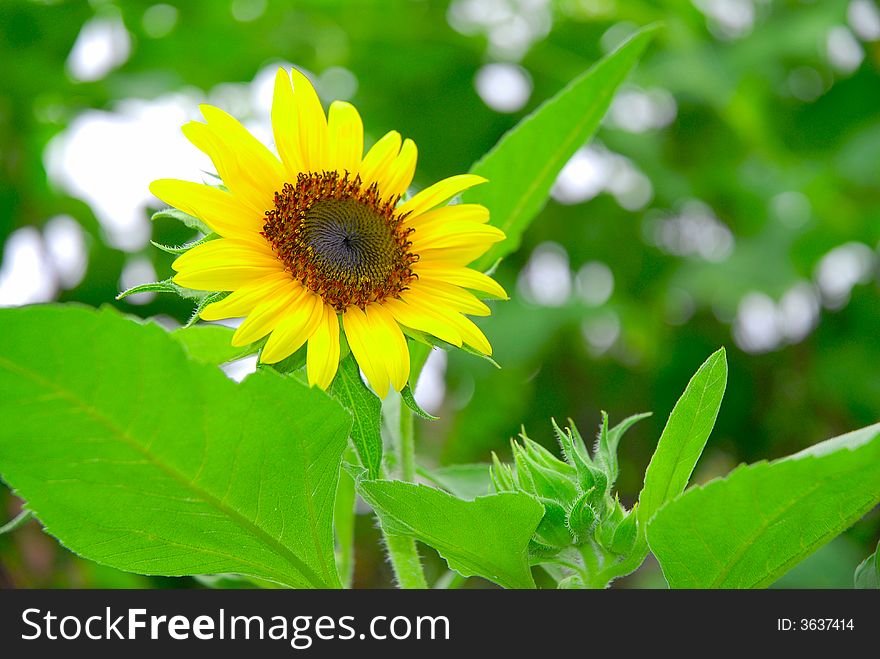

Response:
(150, 68), (506, 397)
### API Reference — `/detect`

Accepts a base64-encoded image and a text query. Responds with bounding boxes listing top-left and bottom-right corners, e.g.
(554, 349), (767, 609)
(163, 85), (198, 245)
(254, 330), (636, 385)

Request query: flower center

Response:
(262, 171), (417, 312)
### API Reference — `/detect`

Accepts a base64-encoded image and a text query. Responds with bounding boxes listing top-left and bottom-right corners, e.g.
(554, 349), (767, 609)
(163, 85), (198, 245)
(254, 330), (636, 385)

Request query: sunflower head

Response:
(150, 67), (507, 397)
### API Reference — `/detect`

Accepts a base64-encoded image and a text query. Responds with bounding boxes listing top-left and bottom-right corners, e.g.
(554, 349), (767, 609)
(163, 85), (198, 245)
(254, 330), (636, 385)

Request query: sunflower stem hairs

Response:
(149, 67), (507, 397)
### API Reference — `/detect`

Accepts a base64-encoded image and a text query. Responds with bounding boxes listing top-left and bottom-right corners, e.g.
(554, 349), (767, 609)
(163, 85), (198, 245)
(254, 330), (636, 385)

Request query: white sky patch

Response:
(447, 0), (552, 61)
(119, 256), (158, 306)
(607, 87), (677, 133)
(694, 0), (755, 40)
(222, 355), (259, 382)
(475, 63), (532, 113)
(814, 242), (875, 309)
(645, 200), (734, 262)
(518, 242), (572, 307)
(582, 310), (620, 355)
(44, 215), (88, 289)
(414, 349), (448, 416)
(44, 92), (211, 252)
(575, 261), (614, 307)
(551, 144), (653, 211)
(827, 26), (865, 74)
(0, 228), (57, 307)
(848, 0), (880, 41)
(66, 11), (132, 82)
(733, 282), (821, 353)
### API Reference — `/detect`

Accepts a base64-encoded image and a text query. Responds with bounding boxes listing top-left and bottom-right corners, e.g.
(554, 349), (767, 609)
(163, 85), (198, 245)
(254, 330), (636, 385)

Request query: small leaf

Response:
(401, 383), (438, 420)
(116, 277), (210, 302)
(151, 232), (219, 255)
(464, 25), (659, 271)
(402, 327), (500, 368)
(854, 542), (879, 589)
(0, 305), (352, 588)
(358, 478), (544, 589)
(647, 423), (880, 588)
(329, 355), (383, 480)
(170, 324), (261, 365)
(151, 207), (211, 235)
(638, 348), (727, 527)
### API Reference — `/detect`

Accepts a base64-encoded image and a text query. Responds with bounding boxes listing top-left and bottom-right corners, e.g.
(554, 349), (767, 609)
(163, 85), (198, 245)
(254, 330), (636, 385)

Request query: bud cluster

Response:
(490, 412), (650, 560)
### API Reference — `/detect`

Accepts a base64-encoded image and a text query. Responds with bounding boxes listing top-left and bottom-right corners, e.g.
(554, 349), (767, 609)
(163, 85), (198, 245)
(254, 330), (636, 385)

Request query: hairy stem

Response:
(381, 399), (428, 589)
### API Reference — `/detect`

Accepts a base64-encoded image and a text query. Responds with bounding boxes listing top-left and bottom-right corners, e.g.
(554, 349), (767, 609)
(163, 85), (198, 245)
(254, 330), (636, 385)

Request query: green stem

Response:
(591, 540), (649, 588)
(385, 533), (429, 589)
(380, 398), (428, 589)
(333, 465), (357, 589)
(399, 399), (416, 482)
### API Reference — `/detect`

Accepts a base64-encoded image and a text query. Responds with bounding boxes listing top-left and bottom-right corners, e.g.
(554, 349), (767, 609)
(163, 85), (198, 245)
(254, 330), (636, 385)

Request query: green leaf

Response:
(0, 305), (351, 589)
(596, 411), (652, 486)
(116, 277), (210, 302)
(170, 324), (261, 365)
(464, 24), (659, 271)
(647, 423), (880, 588)
(401, 383), (438, 420)
(358, 479), (544, 588)
(855, 542), (879, 589)
(417, 463), (492, 500)
(638, 348), (727, 526)
(151, 232), (219, 255)
(329, 355), (383, 480)
(152, 207), (211, 235)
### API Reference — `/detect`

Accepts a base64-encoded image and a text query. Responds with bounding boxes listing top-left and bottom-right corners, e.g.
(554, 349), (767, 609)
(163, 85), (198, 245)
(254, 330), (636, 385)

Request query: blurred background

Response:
(1, 0), (878, 588)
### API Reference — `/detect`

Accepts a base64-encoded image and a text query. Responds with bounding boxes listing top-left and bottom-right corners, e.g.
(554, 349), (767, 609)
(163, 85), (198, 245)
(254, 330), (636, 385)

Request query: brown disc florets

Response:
(262, 171), (418, 312)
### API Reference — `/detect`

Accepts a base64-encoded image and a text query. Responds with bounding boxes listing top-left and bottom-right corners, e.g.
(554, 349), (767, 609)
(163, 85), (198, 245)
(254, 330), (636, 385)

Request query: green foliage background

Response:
(0, 0), (878, 587)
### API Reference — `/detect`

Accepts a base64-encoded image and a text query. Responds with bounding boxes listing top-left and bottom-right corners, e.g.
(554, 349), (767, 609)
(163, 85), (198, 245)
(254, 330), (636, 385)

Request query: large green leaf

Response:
(358, 479), (544, 589)
(647, 423), (880, 588)
(170, 324), (260, 365)
(638, 348), (727, 526)
(329, 355), (383, 479)
(464, 25), (658, 271)
(0, 305), (351, 589)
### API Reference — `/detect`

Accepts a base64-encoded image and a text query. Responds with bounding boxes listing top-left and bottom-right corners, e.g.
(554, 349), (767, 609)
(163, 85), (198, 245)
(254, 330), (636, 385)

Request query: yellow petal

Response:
(172, 238), (275, 271)
(408, 279), (491, 316)
(377, 138), (417, 200)
(173, 264), (281, 292)
(343, 305), (390, 397)
(327, 101), (364, 175)
(171, 239), (281, 291)
(358, 130), (401, 190)
(149, 179), (264, 242)
(383, 297), (462, 347)
(415, 264), (508, 299)
(231, 283), (303, 347)
(410, 221), (505, 251)
(397, 174), (487, 219)
(199, 273), (292, 321)
(272, 67), (305, 177)
(290, 67), (328, 172)
(366, 304), (410, 392)
(183, 107), (285, 214)
(416, 244), (493, 266)
(404, 203), (489, 230)
(260, 291), (324, 364)
(307, 305), (341, 390)
(445, 312), (493, 355)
